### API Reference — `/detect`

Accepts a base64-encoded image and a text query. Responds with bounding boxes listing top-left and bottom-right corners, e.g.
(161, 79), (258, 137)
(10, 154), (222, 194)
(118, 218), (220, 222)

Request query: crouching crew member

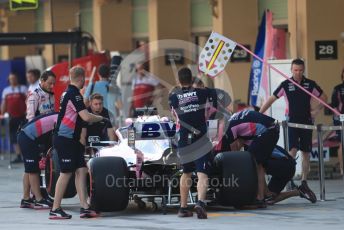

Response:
(224, 109), (280, 207)
(18, 112), (58, 209)
(231, 140), (317, 205)
(265, 145), (317, 204)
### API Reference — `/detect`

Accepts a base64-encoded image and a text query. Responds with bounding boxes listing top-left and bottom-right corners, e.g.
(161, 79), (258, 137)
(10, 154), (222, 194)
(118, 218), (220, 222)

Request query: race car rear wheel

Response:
(45, 148), (77, 198)
(214, 151), (258, 206)
(89, 157), (129, 212)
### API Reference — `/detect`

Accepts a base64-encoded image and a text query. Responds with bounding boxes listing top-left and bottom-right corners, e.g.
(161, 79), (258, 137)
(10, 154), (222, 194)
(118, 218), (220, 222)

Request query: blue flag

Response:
(248, 11), (266, 106)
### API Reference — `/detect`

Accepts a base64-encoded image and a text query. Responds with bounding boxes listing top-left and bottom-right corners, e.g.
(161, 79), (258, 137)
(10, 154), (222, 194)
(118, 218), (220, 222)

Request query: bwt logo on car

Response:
(140, 122), (176, 138)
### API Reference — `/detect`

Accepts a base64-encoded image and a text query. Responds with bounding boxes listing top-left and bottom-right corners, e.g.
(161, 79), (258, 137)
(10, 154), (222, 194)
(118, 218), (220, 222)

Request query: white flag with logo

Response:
(198, 32), (237, 78)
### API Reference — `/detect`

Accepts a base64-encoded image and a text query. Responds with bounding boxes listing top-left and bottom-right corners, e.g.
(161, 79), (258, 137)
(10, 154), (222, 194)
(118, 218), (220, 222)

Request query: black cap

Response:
(98, 64), (110, 78)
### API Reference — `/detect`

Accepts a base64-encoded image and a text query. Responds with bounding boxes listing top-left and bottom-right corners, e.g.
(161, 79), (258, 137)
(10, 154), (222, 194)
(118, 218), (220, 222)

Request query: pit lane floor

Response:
(0, 157), (344, 230)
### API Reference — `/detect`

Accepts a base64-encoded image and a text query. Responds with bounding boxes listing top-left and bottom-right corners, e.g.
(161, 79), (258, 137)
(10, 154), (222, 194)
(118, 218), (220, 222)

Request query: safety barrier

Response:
(0, 113), (12, 169)
(281, 120), (344, 201)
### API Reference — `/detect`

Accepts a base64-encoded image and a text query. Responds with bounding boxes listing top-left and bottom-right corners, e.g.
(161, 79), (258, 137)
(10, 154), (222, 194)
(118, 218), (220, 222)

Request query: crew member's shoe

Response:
(178, 207), (193, 217)
(34, 198), (53, 209)
(46, 196), (54, 203)
(49, 207), (72, 220)
(264, 194), (276, 205)
(253, 199), (267, 208)
(194, 200), (207, 219)
(80, 207), (99, 218)
(298, 180), (317, 203)
(20, 198), (35, 209)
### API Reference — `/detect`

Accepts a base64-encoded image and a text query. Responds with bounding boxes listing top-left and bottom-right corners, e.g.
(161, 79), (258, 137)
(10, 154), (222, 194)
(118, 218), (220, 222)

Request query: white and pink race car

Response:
(44, 109), (258, 213)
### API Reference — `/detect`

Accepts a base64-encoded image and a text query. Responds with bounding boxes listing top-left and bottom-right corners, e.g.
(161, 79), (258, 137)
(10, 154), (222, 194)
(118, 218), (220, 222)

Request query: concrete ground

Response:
(0, 155), (344, 230)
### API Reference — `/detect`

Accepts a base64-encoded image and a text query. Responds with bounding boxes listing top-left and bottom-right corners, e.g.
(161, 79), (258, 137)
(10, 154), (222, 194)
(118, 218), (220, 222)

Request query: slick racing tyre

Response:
(214, 151), (258, 206)
(89, 157), (129, 212)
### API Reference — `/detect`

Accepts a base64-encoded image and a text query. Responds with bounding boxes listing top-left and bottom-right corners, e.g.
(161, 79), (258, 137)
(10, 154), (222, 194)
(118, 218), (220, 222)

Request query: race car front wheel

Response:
(89, 156), (129, 212)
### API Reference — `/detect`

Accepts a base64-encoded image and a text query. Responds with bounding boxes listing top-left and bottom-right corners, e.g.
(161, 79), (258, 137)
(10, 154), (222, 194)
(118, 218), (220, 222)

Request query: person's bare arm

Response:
(80, 128), (87, 146)
(115, 99), (123, 110)
(78, 109), (104, 123)
(259, 95), (278, 113)
(229, 139), (245, 151)
(170, 106), (178, 122)
(107, 128), (116, 141)
(1, 100), (6, 115)
(83, 98), (90, 108)
(311, 93), (328, 118)
(318, 93), (328, 109)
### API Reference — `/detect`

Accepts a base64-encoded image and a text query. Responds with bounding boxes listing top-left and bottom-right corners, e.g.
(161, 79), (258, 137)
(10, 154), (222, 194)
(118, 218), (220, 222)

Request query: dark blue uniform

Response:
(54, 85), (87, 173)
(225, 110), (279, 165)
(169, 87), (217, 174)
(331, 83), (344, 140)
(273, 76), (323, 152)
(266, 146), (296, 194)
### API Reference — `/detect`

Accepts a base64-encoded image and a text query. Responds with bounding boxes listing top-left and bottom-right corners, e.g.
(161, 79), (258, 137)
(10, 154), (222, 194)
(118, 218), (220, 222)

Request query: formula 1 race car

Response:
(43, 107), (258, 213)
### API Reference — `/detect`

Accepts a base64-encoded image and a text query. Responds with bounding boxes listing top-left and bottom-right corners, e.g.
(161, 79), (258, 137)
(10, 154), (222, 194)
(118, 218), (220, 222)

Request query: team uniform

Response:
(265, 145), (316, 202)
(84, 107), (112, 145)
(330, 82), (344, 140)
(169, 87), (217, 175)
(26, 84), (55, 122)
(28, 81), (39, 95)
(18, 113), (58, 173)
(225, 110), (280, 166)
(1, 85), (27, 144)
(54, 85), (86, 173)
(265, 146), (296, 194)
(273, 76), (323, 152)
(50, 84), (100, 219)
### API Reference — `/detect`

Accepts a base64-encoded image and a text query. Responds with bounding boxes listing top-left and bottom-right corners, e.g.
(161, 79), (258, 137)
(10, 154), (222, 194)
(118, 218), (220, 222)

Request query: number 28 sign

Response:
(315, 40), (337, 60)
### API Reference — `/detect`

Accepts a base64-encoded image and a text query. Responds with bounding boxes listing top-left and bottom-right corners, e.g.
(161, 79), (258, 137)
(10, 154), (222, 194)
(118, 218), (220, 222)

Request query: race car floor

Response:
(1, 156), (344, 230)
